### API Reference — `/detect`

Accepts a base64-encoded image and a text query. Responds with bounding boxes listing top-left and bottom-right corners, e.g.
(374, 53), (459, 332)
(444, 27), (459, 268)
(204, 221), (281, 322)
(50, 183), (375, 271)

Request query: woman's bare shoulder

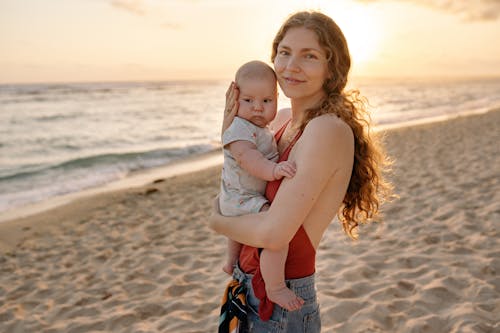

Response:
(293, 114), (354, 176)
(269, 108), (291, 131)
(304, 114), (353, 143)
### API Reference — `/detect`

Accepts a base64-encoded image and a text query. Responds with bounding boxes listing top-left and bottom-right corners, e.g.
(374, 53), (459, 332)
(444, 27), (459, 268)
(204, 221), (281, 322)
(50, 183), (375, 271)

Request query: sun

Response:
(318, 2), (383, 65)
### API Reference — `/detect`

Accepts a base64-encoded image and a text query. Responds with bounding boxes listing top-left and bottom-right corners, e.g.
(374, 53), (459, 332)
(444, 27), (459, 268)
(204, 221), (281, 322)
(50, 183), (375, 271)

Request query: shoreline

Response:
(0, 108), (498, 332)
(0, 164), (223, 253)
(0, 149), (223, 224)
(2, 106), (498, 225)
(373, 106), (497, 132)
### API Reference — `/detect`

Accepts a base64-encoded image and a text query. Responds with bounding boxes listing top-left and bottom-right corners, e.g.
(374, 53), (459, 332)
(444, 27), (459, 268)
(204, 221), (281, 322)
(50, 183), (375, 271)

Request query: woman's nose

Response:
(285, 55), (300, 72)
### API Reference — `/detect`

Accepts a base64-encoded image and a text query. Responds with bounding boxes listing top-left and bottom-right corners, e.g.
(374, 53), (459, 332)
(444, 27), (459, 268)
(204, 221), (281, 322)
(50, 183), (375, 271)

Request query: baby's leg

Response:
(223, 238), (242, 275)
(260, 246), (304, 311)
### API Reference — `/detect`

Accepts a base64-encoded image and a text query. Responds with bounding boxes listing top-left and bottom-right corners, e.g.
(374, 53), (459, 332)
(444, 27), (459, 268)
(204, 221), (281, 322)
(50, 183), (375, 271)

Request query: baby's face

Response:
(237, 77), (278, 128)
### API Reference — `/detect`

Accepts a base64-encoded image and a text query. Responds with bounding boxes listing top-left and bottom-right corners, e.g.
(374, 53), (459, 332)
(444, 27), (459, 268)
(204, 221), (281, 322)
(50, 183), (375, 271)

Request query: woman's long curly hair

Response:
(271, 11), (393, 239)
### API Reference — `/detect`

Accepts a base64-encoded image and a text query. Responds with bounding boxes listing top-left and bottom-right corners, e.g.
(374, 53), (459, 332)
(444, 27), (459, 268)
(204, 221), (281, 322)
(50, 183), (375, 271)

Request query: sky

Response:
(1, 0), (499, 83)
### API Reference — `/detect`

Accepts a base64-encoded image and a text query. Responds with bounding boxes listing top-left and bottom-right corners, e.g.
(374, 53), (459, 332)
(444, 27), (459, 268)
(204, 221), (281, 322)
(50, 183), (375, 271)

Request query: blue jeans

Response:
(233, 264), (321, 333)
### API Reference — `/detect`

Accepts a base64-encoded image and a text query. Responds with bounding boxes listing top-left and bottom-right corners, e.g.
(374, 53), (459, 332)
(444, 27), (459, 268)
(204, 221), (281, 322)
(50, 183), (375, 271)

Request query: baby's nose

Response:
(253, 102), (263, 111)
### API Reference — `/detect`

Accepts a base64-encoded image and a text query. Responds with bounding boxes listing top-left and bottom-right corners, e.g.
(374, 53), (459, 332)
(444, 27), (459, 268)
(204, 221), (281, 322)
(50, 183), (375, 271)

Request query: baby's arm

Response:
(228, 141), (296, 181)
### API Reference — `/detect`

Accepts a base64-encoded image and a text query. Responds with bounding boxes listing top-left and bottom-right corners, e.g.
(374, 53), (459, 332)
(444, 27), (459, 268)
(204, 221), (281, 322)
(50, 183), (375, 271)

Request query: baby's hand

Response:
(273, 161), (296, 180)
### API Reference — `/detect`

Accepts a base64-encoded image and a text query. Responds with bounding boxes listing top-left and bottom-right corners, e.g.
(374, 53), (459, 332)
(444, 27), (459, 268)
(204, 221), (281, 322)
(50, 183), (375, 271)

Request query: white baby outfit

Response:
(219, 117), (278, 216)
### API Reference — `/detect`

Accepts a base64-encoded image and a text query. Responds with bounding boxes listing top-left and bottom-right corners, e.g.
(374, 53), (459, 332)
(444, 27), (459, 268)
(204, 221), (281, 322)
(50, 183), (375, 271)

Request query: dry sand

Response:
(0, 110), (498, 332)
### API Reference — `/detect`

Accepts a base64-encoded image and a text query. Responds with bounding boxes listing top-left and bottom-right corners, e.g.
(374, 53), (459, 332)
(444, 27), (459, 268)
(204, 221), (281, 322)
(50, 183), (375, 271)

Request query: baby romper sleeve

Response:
(222, 117), (259, 148)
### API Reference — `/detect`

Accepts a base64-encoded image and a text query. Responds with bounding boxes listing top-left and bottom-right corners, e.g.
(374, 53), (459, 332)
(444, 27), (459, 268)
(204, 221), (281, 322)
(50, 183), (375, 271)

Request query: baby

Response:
(219, 60), (303, 311)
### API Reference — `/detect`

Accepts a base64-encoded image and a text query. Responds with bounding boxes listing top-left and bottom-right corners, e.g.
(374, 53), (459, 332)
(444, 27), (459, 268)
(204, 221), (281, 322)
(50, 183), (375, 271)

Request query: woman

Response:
(210, 11), (392, 332)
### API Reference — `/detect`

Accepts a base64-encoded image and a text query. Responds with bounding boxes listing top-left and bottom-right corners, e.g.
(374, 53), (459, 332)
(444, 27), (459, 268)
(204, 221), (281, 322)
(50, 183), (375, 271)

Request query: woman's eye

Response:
(305, 53), (317, 59)
(278, 50), (289, 56)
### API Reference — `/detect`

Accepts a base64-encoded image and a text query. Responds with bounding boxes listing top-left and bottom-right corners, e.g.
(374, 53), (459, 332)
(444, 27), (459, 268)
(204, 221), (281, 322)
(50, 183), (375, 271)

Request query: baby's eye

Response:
(264, 99), (273, 103)
(242, 98), (252, 103)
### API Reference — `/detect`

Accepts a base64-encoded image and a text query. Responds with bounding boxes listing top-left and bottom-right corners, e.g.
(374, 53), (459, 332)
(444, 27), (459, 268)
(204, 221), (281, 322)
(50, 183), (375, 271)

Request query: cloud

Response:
(356, 0), (500, 21)
(110, 0), (146, 15)
(109, 1), (182, 30)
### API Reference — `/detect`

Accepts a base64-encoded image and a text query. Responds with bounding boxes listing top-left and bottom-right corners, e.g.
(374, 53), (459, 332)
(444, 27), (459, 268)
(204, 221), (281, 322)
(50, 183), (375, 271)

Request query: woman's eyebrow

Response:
(301, 48), (322, 53)
(278, 45), (322, 53)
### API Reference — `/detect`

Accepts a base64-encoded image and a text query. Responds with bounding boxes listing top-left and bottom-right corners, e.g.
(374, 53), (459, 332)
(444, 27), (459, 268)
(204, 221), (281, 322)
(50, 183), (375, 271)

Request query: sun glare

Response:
(320, 2), (382, 66)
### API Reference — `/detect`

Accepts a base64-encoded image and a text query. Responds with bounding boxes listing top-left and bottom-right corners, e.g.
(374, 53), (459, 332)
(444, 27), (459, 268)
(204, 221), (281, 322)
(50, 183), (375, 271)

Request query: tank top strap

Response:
(280, 130), (302, 162)
(273, 118), (291, 142)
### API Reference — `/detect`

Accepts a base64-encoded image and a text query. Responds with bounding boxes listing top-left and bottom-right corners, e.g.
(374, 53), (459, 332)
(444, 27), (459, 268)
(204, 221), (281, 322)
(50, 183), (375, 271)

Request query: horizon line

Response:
(2, 74), (500, 86)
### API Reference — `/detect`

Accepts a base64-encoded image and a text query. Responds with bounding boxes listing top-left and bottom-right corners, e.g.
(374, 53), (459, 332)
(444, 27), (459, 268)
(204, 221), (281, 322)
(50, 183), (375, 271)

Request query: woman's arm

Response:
(210, 115), (354, 251)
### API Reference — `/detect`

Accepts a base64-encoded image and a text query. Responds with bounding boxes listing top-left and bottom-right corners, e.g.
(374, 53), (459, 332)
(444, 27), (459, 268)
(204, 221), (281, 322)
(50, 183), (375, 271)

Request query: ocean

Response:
(1, 77), (499, 215)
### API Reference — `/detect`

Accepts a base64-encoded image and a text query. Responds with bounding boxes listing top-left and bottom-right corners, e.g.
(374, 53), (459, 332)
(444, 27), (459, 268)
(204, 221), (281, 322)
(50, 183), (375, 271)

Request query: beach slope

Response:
(0, 110), (498, 332)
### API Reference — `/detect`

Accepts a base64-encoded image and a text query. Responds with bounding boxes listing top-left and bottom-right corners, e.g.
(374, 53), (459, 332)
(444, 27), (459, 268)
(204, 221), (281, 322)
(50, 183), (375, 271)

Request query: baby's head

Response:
(235, 61), (278, 128)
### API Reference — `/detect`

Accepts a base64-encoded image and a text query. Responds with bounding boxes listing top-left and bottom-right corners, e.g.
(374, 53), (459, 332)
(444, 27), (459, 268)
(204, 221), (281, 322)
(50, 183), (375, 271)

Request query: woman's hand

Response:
(222, 82), (239, 137)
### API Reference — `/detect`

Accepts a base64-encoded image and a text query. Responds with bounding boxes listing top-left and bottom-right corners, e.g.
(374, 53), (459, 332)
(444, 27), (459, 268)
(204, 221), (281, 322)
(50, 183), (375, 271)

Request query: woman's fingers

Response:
(225, 82), (235, 109)
(226, 82), (239, 115)
(222, 82), (239, 135)
(225, 81), (234, 98)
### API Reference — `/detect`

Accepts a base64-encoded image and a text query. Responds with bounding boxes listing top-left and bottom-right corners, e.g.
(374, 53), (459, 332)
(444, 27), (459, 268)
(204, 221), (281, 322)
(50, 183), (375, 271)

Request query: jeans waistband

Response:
(233, 263), (316, 300)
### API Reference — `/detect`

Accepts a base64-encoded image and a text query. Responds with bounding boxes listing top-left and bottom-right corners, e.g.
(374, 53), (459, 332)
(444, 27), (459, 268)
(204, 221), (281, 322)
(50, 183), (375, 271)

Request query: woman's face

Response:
(274, 27), (329, 103)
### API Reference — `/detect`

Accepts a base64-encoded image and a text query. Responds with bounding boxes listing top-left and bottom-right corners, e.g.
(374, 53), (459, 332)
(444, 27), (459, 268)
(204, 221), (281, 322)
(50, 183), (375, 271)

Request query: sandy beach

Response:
(0, 109), (499, 332)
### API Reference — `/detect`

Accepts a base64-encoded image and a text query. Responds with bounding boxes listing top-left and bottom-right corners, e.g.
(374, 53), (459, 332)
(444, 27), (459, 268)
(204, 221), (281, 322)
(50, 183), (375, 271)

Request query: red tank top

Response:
(238, 119), (316, 321)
